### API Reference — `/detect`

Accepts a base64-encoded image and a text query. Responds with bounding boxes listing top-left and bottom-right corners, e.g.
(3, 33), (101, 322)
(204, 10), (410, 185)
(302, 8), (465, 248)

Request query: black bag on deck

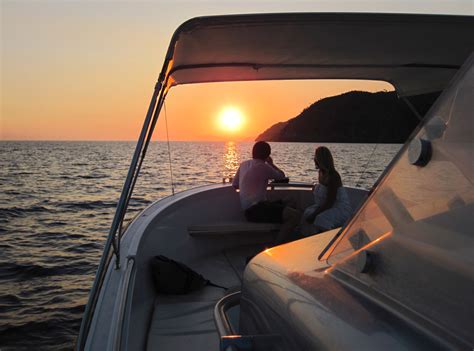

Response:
(150, 255), (226, 294)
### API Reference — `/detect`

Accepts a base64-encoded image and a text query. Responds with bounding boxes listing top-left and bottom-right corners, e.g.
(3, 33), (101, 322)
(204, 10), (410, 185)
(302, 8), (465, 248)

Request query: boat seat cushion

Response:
(147, 297), (219, 351)
(188, 221), (280, 237)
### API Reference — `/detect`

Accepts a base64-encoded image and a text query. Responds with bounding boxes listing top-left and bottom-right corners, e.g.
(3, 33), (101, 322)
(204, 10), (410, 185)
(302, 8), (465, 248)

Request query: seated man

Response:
(232, 141), (300, 245)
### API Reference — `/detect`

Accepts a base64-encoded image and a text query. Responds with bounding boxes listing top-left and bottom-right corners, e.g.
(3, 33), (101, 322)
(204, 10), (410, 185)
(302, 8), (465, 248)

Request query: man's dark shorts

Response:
(245, 200), (285, 223)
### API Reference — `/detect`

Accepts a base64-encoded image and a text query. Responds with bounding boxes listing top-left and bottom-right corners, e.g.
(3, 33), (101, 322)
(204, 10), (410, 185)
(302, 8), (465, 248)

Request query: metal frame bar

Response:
(76, 79), (165, 350)
(118, 87), (168, 244)
(109, 81), (162, 270)
(168, 62), (460, 77)
(214, 291), (241, 336)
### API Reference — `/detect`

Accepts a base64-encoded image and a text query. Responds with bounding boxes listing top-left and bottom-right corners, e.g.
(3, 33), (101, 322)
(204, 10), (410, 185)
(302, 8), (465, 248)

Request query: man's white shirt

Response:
(232, 159), (285, 210)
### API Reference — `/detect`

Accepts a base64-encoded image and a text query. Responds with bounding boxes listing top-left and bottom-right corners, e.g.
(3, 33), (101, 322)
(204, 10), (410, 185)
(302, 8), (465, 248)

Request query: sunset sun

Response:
(218, 107), (245, 132)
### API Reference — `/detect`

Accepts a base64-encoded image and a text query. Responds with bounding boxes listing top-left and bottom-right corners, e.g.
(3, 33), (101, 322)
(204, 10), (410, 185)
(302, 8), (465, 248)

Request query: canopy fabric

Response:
(160, 13), (474, 96)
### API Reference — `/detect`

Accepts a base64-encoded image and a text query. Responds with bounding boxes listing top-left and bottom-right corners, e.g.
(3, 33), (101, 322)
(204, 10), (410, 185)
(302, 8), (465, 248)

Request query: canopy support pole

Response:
(76, 78), (164, 351)
(117, 88), (168, 244)
(112, 80), (164, 270)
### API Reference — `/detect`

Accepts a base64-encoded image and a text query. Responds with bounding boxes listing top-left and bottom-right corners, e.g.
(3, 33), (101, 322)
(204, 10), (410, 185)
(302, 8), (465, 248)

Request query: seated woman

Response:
(303, 146), (352, 234)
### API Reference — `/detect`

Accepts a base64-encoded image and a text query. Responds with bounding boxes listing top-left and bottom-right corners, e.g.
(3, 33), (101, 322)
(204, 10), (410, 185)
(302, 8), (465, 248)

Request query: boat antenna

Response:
(164, 101), (175, 195)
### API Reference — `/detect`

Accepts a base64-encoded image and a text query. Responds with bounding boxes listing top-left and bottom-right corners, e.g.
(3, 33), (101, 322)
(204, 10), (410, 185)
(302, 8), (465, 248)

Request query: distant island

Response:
(256, 91), (437, 143)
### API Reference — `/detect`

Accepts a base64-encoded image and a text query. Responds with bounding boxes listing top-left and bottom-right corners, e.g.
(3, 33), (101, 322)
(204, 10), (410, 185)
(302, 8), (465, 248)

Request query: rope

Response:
(402, 96), (423, 121)
(164, 101), (175, 195)
(355, 143), (378, 189)
(356, 96), (424, 191)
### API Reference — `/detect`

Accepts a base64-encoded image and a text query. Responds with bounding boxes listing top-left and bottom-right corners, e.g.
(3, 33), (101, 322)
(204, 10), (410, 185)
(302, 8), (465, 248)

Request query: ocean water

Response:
(0, 141), (400, 350)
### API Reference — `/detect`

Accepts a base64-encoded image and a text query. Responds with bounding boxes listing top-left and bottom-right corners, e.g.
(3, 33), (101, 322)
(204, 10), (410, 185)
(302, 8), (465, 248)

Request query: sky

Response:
(1, 0), (472, 141)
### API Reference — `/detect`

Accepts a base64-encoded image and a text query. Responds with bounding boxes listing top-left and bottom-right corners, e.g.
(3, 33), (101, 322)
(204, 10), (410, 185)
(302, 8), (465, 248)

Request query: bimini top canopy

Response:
(159, 13), (474, 96)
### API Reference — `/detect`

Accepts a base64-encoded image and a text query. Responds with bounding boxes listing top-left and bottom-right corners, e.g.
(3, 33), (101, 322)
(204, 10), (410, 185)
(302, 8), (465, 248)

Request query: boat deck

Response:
(84, 185), (367, 350)
(146, 244), (264, 350)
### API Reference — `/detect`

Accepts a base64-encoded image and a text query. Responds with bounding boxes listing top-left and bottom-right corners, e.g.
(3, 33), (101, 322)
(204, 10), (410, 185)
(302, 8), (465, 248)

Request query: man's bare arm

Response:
(232, 167), (240, 189)
(266, 156), (285, 180)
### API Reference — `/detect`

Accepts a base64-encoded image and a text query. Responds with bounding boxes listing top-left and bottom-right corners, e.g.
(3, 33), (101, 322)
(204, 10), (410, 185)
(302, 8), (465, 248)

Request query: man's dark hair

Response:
(252, 141), (271, 160)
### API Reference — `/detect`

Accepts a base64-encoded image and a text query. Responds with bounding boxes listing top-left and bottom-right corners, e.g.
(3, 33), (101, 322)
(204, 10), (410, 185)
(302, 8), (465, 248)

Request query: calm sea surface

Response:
(0, 141), (400, 350)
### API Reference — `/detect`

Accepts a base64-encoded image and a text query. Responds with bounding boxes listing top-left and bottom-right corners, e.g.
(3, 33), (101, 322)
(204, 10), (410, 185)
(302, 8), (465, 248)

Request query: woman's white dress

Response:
(303, 184), (352, 232)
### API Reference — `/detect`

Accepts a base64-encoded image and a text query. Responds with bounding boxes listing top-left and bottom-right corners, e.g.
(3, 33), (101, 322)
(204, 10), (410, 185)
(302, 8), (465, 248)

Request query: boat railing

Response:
(268, 181), (314, 190)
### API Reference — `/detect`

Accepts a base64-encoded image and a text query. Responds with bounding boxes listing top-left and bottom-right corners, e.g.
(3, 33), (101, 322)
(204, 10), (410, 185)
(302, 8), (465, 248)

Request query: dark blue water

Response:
(0, 141), (400, 350)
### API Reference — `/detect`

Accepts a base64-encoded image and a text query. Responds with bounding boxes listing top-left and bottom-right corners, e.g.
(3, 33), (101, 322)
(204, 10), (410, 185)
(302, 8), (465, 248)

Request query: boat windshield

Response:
(325, 56), (474, 271)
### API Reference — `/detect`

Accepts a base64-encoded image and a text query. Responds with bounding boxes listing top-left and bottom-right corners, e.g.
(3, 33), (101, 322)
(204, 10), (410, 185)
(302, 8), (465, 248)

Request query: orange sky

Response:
(156, 80), (393, 141)
(1, 1), (471, 141)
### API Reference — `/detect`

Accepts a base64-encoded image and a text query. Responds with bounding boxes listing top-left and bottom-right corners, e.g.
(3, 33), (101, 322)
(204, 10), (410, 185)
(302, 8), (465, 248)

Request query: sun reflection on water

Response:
(223, 141), (240, 180)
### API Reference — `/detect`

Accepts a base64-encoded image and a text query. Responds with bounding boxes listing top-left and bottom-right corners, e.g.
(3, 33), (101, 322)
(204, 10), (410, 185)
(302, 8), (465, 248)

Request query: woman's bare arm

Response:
(305, 171), (342, 222)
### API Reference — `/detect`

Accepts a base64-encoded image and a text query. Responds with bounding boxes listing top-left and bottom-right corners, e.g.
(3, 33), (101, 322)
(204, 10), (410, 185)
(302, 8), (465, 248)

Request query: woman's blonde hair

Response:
(315, 146), (335, 172)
